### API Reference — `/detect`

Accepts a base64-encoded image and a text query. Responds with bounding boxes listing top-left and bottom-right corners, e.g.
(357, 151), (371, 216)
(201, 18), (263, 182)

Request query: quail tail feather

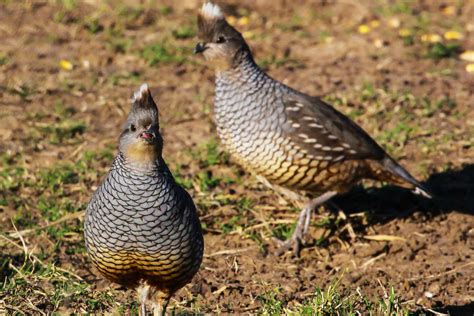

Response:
(382, 156), (433, 199)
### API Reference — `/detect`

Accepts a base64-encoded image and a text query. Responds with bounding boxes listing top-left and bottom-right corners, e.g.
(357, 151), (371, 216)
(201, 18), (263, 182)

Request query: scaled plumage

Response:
(84, 84), (204, 315)
(195, 3), (431, 256)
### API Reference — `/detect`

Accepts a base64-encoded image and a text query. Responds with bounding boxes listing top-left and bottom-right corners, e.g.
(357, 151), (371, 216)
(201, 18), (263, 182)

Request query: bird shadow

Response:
(331, 164), (474, 226)
(428, 302), (474, 315)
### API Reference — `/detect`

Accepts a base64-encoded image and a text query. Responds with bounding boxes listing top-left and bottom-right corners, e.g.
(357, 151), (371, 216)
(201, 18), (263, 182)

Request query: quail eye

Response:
(216, 36), (226, 43)
(130, 124), (136, 132)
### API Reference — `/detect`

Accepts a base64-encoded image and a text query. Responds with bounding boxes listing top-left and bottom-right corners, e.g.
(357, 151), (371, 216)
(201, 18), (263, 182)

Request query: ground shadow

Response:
(332, 164), (474, 225)
(437, 302), (474, 315)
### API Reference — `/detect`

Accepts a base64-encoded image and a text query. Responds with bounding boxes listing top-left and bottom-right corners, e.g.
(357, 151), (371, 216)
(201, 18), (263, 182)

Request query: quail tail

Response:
(371, 157), (432, 198)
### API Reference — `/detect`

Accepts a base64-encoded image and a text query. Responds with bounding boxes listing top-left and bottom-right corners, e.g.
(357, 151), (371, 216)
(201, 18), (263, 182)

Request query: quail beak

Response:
(139, 130), (156, 143)
(193, 42), (208, 54)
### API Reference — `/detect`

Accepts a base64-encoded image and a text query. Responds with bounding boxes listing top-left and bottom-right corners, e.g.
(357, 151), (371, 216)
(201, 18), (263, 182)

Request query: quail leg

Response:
(152, 303), (163, 316)
(152, 298), (169, 316)
(140, 302), (147, 316)
(275, 191), (338, 256)
(138, 285), (149, 316)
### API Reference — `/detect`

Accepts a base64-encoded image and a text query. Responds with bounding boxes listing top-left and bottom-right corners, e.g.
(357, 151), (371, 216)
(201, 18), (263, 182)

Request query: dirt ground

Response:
(1, 0), (473, 314)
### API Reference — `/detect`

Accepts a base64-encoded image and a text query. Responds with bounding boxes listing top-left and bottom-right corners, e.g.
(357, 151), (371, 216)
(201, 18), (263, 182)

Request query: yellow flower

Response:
(441, 6), (456, 16)
(444, 30), (463, 40)
(324, 36), (334, 44)
(466, 64), (474, 73)
(238, 16), (249, 26)
(59, 59), (73, 71)
(369, 20), (380, 28)
(460, 51), (474, 62)
(358, 24), (370, 34)
(242, 31), (255, 39)
(421, 34), (442, 43)
(398, 29), (412, 37)
(227, 15), (237, 26)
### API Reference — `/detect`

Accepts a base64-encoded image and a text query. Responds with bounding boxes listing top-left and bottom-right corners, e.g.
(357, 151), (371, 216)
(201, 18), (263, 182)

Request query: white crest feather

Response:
(200, 2), (223, 20)
(132, 83), (149, 103)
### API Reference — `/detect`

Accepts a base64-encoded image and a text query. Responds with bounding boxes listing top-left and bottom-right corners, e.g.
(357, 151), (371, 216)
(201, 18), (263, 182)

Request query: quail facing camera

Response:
(84, 84), (204, 315)
(195, 2), (431, 256)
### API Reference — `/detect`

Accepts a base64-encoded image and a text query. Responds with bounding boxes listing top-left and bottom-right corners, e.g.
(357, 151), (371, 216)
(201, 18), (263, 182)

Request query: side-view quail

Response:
(194, 3), (431, 256)
(84, 84), (204, 315)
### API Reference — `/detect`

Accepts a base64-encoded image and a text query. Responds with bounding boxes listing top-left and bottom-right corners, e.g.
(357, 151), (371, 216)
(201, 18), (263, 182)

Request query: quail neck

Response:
(215, 54), (288, 126)
(117, 151), (165, 177)
(121, 147), (163, 173)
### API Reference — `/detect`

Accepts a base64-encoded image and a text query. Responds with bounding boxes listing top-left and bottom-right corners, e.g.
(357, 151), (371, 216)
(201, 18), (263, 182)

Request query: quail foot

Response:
(194, 2), (431, 256)
(84, 84), (204, 315)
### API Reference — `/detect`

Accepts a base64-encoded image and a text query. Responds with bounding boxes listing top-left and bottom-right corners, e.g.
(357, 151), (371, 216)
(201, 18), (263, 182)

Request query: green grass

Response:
(272, 222), (296, 241)
(172, 26), (195, 39)
(0, 53), (8, 66)
(0, 148), (121, 313)
(0, 249), (117, 314)
(257, 55), (300, 69)
(107, 71), (141, 86)
(107, 37), (132, 54)
(83, 17), (103, 34)
(116, 5), (143, 20)
(172, 163), (194, 189)
(56, 0), (76, 10)
(190, 139), (229, 167)
(374, 0), (413, 16)
(9, 84), (34, 101)
(425, 42), (461, 59)
(35, 121), (86, 145)
(257, 276), (411, 315)
(140, 43), (187, 65)
(196, 170), (221, 192)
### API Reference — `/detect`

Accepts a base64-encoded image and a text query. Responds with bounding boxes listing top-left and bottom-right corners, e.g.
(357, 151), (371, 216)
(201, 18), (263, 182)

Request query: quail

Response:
(84, 84), (204, 315)
(194, 3), (431, 255)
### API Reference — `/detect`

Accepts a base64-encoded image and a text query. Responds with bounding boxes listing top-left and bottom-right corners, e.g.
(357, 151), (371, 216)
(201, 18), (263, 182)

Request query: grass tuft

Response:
(140, 43), (186, 65)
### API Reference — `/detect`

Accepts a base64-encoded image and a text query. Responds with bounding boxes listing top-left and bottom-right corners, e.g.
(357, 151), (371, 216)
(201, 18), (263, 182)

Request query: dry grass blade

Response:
(240, 219), (295, 233)
(212, 285), (227, 296)
(407, 261), (474, 281)
(363, 235), (407, 242)
(425, 308), (449, 316)
(7, 211), (85, 238)
(204, 246), (258, 258)
(0, 233), (84, 281)
(361, 253), (387, 269)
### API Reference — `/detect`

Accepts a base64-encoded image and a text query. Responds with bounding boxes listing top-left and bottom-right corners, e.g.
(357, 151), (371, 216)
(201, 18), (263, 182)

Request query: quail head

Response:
(194, 3), (431, 256)
(84, 84), (204, 315)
